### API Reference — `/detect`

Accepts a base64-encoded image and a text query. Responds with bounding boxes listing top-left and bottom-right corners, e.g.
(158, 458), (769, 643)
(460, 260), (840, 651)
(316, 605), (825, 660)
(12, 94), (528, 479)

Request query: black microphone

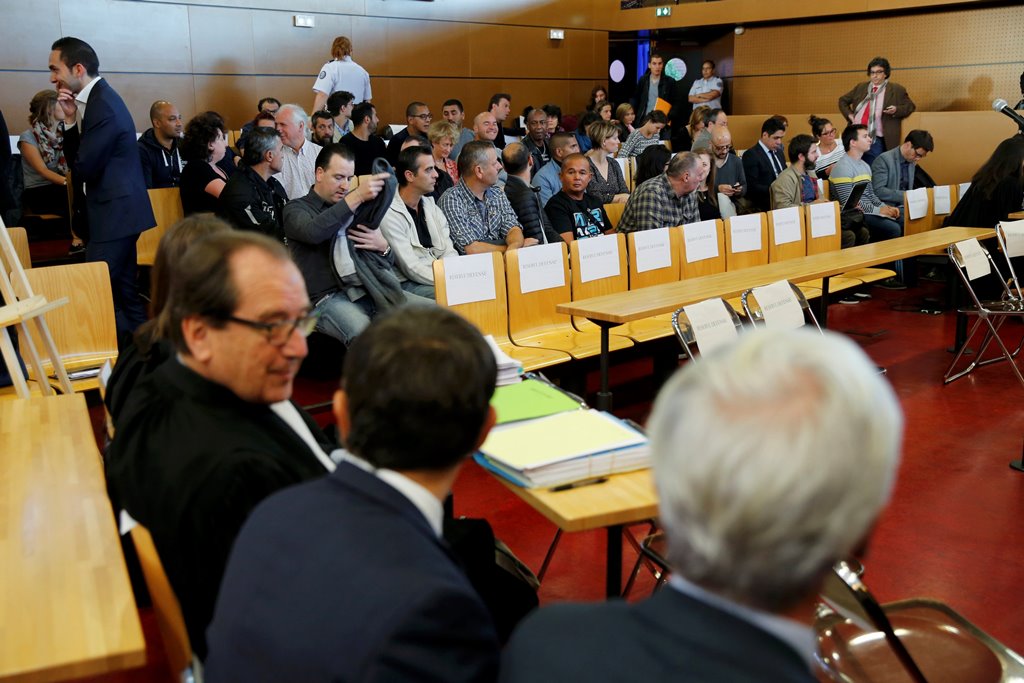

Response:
(992, 98), (1024, 130)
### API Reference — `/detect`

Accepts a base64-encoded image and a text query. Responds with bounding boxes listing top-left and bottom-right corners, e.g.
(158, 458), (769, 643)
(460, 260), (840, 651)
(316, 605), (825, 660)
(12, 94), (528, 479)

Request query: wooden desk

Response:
(0, 395), (145, 682)
(558, 227), (994, 408)
(495, 469), (658, 598)
(1009, 212), (1024, 220)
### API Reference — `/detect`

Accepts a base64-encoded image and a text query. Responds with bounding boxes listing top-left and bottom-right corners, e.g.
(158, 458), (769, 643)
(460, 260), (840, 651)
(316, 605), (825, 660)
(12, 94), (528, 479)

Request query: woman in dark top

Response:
(634, 144), (672, 187)
(944, 136), (1024, 229)
(180, 111), (230, 216)
(693, 146), (721, 221)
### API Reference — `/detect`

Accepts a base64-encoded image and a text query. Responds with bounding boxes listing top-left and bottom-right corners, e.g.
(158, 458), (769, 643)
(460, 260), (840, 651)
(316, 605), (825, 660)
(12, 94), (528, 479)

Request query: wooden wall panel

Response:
(188, 5), (255, 75)
(252, 10), (353, 77)
(384, 18), (472, 79)
(0, 0), (61, 70)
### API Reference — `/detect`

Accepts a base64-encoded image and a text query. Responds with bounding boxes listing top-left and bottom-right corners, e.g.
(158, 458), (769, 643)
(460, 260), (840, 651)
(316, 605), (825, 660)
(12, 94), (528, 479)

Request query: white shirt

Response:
(273, 138), (321, 200)
(759, 140), (783, 176)
(312, 56), (372, 104)
(339, 450), (444, 537)
(270, 401), (336, 472)
(688, 76), (724, 110)
(71, 75), (103, 130)
(669, 574), (817, 672)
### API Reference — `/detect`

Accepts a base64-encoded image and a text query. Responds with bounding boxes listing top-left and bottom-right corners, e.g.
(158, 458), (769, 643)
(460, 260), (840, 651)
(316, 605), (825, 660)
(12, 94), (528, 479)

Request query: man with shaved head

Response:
(138, 99), (184, 188)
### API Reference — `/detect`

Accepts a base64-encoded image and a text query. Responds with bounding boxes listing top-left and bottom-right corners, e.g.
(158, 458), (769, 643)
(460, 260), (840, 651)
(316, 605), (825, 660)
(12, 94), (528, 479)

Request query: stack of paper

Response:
(491, 378), (583, 425)
(484, 335), (523, 386)
(475, 409), (649, 488)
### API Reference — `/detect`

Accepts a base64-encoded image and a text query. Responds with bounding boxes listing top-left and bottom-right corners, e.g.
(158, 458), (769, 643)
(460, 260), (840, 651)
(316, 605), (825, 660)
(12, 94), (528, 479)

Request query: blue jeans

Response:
(314, 287), (434, 346)
(864, 213), (904, 279)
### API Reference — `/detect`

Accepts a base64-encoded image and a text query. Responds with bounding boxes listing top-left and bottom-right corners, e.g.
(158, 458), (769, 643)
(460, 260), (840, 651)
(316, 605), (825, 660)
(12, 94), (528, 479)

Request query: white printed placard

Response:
(729, 214), (762, 254)
(906, 187), (928, 221)
(808, 202), (838, 238)
(958, 182), (971, 200)
(577, 234), (621, 284)
(682, 220), (719, 263)
(632, 228), (672, 273)
(770, 207), (801, 245)
(932, 185), (952, 215)
(752, 281), (805, 330)
(443, 253), (496, 306)
(683, 298), (738, 355)
(955, 239), (989, 281)
(517, 242), (566, 294)
(999, 220), (1024, 258)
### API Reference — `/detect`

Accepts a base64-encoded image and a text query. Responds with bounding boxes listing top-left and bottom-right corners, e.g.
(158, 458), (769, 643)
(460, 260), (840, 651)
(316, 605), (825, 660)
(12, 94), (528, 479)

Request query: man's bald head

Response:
(711, 128), (733, 160)
(473, 112), (498, 142)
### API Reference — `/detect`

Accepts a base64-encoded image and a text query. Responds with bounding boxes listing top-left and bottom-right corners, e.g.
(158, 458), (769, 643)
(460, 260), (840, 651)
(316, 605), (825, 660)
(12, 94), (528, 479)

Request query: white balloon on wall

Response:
(609, 60), (626, 83)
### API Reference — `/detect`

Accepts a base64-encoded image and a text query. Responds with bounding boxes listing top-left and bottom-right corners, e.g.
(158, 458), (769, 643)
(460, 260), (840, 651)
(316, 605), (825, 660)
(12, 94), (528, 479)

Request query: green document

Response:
(491, 379), (582, 424)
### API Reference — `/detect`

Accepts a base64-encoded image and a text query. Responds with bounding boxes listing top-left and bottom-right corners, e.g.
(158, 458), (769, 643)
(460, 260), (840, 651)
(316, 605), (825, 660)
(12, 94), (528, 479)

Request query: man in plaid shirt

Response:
(438, 140), (534, 254)
(617, 152), (704, 233)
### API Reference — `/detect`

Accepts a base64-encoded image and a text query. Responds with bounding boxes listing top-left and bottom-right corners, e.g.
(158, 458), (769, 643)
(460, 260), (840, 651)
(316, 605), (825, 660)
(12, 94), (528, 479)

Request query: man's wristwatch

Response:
(382, 246), (391, 257)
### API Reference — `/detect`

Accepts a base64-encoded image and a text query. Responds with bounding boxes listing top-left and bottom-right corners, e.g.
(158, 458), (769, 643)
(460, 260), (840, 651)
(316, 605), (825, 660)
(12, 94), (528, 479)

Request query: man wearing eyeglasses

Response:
(871, 129), (934, 218)
(386, 101), (432, 165)
(838, 57), (916, 165)
(105, 231), (338, 662)
(710, 128), (749, 217)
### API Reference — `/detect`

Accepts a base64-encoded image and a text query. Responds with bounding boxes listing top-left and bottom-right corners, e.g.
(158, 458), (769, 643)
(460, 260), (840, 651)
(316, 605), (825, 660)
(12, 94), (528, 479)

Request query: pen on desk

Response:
(550, 477), (608, 492)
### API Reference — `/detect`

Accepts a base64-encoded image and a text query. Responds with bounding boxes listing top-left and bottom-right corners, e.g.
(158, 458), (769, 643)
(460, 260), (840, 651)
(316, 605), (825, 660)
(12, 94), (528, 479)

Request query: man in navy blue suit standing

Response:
(49, 37), (153, 334)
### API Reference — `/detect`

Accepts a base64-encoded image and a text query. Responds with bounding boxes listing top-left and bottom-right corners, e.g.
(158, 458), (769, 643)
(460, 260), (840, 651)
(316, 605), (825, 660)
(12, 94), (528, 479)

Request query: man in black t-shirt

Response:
(544, 153), (611, 241)
(340, 101), (387, 176)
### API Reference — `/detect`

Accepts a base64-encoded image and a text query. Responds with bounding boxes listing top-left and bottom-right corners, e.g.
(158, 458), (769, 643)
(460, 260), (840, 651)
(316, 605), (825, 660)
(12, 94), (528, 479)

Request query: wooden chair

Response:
(570, 234), (671, 343)
(603, 203), (626, 230)
(433, 253), (570, 371)
(724, 212), (769, 271)
(626, 228), (681, 324)
(768, 206), (863, 297)
(505, 242), (633, 359)
(930, 184), (958, 231)
(903, 187), (933, 236)
(130, 525), (200, 683)
(804, 202), (894, 285)
(2, 226), (31, 271)
(678, 219), (726, 279)
(138, 188), (184, 267)
(13, 262), (118, 392)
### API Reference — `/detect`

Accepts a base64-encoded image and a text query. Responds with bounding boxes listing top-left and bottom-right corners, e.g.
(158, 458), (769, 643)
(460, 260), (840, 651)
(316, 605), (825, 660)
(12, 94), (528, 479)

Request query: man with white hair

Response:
(501, 328), (903, 682)
(274, 103), (322, 200)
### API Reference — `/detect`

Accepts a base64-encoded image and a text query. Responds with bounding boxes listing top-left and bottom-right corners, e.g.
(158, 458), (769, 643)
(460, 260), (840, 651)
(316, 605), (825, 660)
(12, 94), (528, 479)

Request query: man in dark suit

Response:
(501, 328), (904, 683)
(205, 306), (501, 682)
(741, 116), (787, 212)
(49, 37), (154, 334)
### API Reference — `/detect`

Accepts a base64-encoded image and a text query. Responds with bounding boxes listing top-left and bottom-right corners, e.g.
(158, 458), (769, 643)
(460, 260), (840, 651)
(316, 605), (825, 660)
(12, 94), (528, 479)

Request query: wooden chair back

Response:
(433, 252), (511, 343)
(930, 184), (959, 230)
(130, 525), (194, 679)
(2, 227), (31, 272)
(14, 262), (118, 384)
(627, 228), (681, 289)
(505, 242), (573, 338)
(903, 188), (933, 236)
(604, 203), (626, 230)
(678, 220), (726, 279)
(805, 201), (842, 255)
(725, 213), (769, 271)
(570, 234), (628, 330)
(138, 188), (184, 267)
(767, 206), (807, 262)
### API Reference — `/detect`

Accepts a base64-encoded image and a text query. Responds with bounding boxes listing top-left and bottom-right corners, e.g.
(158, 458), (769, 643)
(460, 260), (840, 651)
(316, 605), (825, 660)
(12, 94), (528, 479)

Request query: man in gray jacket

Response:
(871, 129), (933, 218)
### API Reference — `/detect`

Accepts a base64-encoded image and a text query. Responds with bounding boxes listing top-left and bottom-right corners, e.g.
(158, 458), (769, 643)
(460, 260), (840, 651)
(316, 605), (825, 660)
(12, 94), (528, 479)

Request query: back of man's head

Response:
(647, 329), (902, 613)
(458, 140), (494, 180)
(51, 36), (99, 77)
(326, 90), (354, 117)
(341, 307), (497, 471)
(351, 102), (375, 130)
(550, 132), (575, 159)
(502, 142), (530, 177)
(788, 134), (816, 164)
(666, 151), (700, 179)
(161, 232), (290, 355)
(242, 127), (281, 167)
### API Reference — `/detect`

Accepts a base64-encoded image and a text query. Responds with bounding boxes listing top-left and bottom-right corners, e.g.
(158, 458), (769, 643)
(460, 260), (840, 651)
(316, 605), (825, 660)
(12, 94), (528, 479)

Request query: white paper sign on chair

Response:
(443, 253), (496, 306)
(518, 242), (565, 293)
(577, 234), (620, 284)
(683, 298), (738, 354)
(632, 228), (672, 273)
(998, 220), (1024, 258)
(933, 186), (952, 215)
(752, 280), (805, 330)
(906, 187), (928, 221)
(729, 214), (762, 254)
(955, 238), (990, 281)
(771, 207), (801, 245)
(809, 202), (837, 238)
(682, 220), (719, 263)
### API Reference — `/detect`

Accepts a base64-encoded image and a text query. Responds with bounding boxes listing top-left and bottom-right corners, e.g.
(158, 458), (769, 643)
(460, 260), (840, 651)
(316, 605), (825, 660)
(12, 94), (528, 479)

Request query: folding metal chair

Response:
(670, 297), (744, 362)
(995, 219), (1024, 302)
(741, 280), (822, 331)
(944, 238), (1024, 388)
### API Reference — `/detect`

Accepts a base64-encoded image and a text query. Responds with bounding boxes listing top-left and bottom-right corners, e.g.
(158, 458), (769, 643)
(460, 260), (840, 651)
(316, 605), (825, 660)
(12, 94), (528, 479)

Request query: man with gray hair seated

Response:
(273, 103), (322, 199)
(218, 127), (288, 240)
(501, 328), (903, 682)
(617, 151), (704, 233)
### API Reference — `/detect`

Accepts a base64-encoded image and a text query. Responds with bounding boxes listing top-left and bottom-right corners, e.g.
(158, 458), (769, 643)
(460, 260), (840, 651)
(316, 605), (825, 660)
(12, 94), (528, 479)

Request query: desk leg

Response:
(606, 524), (623, 598)
(594, 321), (613, 411)
(818, 276), (831, 328)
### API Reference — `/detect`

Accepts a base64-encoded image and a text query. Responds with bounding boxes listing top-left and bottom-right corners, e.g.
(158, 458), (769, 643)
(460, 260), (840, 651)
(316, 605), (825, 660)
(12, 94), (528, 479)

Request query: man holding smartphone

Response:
(710, 128), (750, 217)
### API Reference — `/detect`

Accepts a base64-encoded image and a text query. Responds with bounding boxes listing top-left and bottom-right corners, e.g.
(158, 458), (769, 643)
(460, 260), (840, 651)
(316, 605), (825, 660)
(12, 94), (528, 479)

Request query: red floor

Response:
(78, 281), (1024, 680)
